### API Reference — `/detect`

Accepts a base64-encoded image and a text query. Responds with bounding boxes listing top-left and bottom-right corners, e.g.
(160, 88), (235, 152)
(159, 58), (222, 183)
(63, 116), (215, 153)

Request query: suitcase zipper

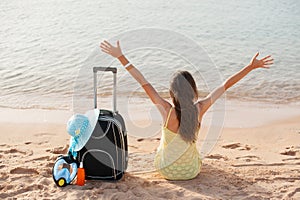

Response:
(98, 116), (126, 173)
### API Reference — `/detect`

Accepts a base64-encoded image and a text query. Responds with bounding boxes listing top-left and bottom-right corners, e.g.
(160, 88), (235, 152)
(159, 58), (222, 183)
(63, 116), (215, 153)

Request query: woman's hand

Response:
(100, 40), (123, 58)
(250, 52), (274, 69)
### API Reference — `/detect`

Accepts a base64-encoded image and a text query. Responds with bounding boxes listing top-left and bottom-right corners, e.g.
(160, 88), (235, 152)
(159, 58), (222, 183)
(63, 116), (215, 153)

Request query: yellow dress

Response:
(154, 108), (202, 180)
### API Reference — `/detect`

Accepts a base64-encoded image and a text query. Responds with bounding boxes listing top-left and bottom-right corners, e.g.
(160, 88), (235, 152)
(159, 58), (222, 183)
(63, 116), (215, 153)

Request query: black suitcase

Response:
(76, 67), (128, 180)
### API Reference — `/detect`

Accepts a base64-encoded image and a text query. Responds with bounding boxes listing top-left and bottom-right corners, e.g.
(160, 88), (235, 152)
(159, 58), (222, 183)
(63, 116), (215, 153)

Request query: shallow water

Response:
(0, 0), (299, 110)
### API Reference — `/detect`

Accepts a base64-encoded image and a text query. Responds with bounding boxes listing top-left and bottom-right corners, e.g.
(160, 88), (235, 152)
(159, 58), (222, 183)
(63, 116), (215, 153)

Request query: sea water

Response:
(0, 0), (299, 110)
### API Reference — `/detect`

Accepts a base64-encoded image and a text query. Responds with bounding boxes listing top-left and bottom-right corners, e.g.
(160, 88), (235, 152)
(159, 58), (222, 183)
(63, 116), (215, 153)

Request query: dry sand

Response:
(0, 104), (299, 199)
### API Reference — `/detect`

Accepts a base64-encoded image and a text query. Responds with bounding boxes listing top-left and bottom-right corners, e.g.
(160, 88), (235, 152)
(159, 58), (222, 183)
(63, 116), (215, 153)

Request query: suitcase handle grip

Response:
(93, 67), (117, 112)
(93, 67), (117, 74)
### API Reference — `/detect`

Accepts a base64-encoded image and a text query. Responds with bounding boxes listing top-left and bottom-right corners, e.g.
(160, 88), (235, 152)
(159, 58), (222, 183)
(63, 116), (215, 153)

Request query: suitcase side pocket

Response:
(81, 149), (116, 180)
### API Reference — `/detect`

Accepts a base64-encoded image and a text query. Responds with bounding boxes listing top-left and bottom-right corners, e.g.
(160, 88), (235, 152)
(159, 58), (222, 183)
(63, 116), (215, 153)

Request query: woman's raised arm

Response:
(197, 52), (273, 117)
(100, 40), (171, 118)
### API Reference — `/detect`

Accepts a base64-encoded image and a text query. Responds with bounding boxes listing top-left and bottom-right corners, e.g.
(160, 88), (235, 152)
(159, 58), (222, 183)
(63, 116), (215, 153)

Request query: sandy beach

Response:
(0, 102), (299, 200)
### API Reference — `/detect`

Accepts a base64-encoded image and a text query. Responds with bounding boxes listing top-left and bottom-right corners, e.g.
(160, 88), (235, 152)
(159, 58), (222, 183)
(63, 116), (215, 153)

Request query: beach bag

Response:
(76, 67), (128, 180)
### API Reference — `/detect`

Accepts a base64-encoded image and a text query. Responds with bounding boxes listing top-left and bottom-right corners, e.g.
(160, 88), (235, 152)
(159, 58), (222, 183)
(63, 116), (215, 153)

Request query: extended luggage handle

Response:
(93, 67), (117, 113)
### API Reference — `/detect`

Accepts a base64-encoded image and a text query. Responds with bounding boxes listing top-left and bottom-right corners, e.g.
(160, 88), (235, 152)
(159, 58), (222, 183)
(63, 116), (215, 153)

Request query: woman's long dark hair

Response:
(169, 71), (199, 143)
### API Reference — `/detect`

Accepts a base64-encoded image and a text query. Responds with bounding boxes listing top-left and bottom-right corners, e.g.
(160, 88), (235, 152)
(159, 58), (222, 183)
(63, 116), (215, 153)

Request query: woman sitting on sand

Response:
(100, 40), (273, 180)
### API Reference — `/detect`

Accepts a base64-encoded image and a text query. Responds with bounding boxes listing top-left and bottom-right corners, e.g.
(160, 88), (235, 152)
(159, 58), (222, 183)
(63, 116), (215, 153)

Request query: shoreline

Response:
(0, 98), (299, 127)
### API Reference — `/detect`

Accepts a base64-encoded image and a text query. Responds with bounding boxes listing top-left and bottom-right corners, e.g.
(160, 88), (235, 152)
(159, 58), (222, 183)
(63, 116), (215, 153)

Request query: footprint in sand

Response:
(236, 155), (260, 162)
(222, 143), (241, 149)
(281, 146), (300, 156)
(239, 145), (251, 151)
(28, 156), (50, 162)
(34, 132), (56, 137)
(282, 157), (300, 161)
(38, 141), (49, 145)
(6, 148), (26, 155)
(10, 167), (39, 175)
(49, 145), (69, 154)
(149, 137), (160, 141)
(128, 145), (138, 149)
(222, 143), (251, 151)
(0, 144), (10, 147)
(0, 148), (26, 155)
(137, 138), (160, 142)
(281, 150), (297, 156)
(206, 154), (228, 161)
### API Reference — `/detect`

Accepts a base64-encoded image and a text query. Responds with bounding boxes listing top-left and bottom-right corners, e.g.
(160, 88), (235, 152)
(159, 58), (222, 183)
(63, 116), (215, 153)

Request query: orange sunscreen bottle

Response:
(76, 162), (85, 186)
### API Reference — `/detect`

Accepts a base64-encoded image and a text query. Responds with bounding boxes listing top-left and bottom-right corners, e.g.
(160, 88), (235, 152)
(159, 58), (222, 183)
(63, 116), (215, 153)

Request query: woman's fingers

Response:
(101, 48), (111, 54)
(263, 58), (274, 66)
(261, 55), (271, 61)
(264, 62), (273, 65)
(261, 56), (273, 68)
(100, 44), (112, 53)
(100, 43), (106, 49)
(264, 58), (274, 63)
(100, 40), (113, 50)
(100, 42), (110, 50)
(103, 40), (112, 47)
(100, 44), (109, 49)
(100, 42), (111, 54)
